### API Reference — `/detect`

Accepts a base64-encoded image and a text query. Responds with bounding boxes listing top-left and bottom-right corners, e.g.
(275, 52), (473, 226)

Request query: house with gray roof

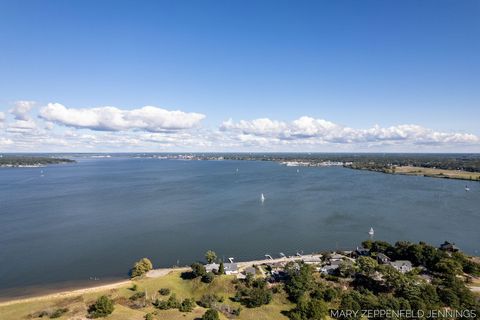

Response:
(205, 263), (219, 273)
(376, 253), (391, 264)
(389, 260), (413, 273)
(224, 263), (238, 275)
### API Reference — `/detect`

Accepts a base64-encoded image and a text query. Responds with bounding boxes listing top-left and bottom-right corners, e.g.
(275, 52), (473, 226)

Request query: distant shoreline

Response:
(349, 165), (480, 182)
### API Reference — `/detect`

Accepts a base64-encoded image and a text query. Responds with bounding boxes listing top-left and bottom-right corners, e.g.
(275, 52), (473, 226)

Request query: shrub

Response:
(130, 258), (153, 278)
(88, 295), (114, 318)
(243, 287), (272, 308)
(49, 308), (68, 318)
(202, 309), (220, 320)
(159, 288), (171, 295)
(232, 307), (242, 316)
(130, 291), (146, 301)
(144, 313), (154, 320)
(154, 293), (179, 310)
(179, 298), (196, 312)
(198, 293), (222, 308)
(202, 271), (215, 283)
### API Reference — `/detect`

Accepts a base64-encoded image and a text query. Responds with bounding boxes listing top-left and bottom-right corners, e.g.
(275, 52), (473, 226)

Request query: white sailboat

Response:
(261, 193), (265, 203)
(368, 227), (374, 237)
(465, 185), (470, 192)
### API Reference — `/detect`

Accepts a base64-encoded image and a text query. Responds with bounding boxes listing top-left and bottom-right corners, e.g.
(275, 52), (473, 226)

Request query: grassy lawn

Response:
(0, 271), (294, 320)
(395, 166), (480, 181)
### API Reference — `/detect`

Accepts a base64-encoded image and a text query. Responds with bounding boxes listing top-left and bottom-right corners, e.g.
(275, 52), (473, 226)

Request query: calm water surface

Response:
(0, 157), (479, 298)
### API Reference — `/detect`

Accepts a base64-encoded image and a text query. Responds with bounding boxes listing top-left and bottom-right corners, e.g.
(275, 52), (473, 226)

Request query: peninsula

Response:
(0, 156), (75, 168)
(1, 240), (479, 320)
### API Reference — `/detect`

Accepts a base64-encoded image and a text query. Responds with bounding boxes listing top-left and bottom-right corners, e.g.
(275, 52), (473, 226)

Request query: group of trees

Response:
(342, 241), (480, 318)
(233, 276), (272, 308)
(362, 240), (480, 277)
(153, 292), (196, 312)
(130, 258), (153, 278)
(0, 156), (75, 167)
(283, 262), (333, 320)
(280, 240), (480, 320)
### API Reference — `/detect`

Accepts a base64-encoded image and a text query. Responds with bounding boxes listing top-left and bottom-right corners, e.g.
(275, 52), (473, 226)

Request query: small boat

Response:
(261, 193), (265, 202)
(368, 227), (374, 236)
(296, 169), (299, 173)
(465, 185), (470, 192)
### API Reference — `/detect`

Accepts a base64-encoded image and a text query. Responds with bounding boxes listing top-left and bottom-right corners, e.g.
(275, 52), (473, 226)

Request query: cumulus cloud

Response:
(10, 100), (36, 120)
(39, 103), (206, 132)
(1, 101), (479, 152)
(221, 116), (479, 146)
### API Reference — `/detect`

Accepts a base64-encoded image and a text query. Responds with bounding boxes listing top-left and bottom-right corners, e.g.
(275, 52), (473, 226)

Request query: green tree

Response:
(356, 256), (378, 277)
(285, 262), (316, 302)
(191, 262), (207, 278)
(338, 292), (362, 320)
(288, 297), (328, 320)
(435, 258), (463, 276)
(202, 309), (220, 320)
(243, 287), (272, 308)
(88, 295), (114, 318)
(338, 261), (357, 278)
(218, 262), (225, 275)
(130, 258), (153, 278)
(205, 250), (217, 264)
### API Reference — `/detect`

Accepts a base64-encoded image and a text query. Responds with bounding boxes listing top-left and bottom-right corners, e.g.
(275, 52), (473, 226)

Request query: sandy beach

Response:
(0, 254), (323, 307)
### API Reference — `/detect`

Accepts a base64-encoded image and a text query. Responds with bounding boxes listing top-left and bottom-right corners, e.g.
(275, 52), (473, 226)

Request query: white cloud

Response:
(0, 137), (13, 146)
(1, 101), (479, 152)
(10, 100), (35, 120)
(6, 119), (38, 133)
(220, 117), (479, 146)
(39, 103), (205, 132)
(220, 118), (287, 136)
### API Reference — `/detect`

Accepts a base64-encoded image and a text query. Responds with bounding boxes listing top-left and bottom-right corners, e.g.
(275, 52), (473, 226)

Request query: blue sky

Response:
(0, 0), (479, 152)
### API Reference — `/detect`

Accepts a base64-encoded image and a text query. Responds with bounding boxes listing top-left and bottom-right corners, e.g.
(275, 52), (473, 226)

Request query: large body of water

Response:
(0, 157), (479, 299)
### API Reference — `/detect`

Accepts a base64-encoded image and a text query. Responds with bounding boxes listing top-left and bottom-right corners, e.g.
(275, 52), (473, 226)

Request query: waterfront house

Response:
(320, 264), (340, 275)
(355, 247), (370, 257)
(205, 263), (220, 273)
(224, 263), (238, 275)
(376, 253), (391, 264)
(244, 267), (257, 275)
(440, 241), (460, 252)
(390, 260), (413, 273)
(302, 254), (322, 264)
(330, 253), (345, 262)
(205, 262), (238, 275)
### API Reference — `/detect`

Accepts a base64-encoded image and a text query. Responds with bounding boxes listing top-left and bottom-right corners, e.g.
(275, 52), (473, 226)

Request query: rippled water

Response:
(0, 157), (479, 298)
